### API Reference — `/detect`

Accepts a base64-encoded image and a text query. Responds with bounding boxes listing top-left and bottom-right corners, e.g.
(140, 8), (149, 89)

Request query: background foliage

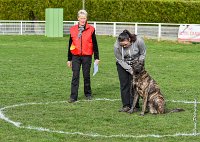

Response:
(0, 0), (200, 23)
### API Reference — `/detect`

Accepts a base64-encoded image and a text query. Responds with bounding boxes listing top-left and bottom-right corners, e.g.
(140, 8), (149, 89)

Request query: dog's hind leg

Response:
(149, 103), (158, 114)
(156, 96), (165, 114)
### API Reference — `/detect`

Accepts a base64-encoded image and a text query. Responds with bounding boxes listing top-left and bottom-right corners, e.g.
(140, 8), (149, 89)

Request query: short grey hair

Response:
(77, 9), (88, 18)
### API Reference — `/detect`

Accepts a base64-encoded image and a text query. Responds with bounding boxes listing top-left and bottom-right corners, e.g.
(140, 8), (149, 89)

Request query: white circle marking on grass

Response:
(0, 98), (199, 138)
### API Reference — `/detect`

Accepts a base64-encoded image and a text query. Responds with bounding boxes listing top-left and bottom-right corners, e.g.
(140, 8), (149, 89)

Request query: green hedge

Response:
(0, 0), (200, 24)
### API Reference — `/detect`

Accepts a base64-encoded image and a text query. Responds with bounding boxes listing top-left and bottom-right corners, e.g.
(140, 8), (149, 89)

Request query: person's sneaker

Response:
(86, 96), (92, 100)
(68, 98), (76, 103)
(118, 106), (130, 112)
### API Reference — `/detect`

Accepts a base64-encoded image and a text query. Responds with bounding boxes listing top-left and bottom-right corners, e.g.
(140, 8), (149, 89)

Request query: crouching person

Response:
(114, 30), (147, 112)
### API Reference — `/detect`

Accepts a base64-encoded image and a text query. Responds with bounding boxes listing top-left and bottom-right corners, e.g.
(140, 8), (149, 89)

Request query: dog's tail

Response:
(166, 108), (185, 113)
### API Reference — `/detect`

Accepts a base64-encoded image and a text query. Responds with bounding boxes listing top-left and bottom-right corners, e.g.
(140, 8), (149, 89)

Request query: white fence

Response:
(0, 20), (199, 41)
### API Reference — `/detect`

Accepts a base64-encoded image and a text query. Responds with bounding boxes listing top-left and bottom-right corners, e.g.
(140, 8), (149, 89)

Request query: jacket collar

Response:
(78, 22), (90, 30)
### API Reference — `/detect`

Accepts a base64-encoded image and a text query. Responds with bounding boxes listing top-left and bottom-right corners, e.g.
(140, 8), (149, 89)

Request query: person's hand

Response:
(67, 61), (72, 68)
(94, 59), (100, 65)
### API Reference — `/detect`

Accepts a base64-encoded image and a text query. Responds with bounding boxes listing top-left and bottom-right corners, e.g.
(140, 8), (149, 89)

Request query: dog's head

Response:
(132, 60), (145, 75)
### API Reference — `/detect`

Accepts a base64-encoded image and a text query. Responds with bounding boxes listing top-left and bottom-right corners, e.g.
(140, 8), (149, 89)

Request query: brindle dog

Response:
(128, 61), (165, 116)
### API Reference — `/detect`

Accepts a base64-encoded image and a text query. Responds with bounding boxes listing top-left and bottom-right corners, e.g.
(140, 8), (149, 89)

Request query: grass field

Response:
(0, 35), (200, 142)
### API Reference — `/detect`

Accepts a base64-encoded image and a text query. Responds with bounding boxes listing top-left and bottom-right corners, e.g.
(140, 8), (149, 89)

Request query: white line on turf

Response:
(0, 98), (199, 138)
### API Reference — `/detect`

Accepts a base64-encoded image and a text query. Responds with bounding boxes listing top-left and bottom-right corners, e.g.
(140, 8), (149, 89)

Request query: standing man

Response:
(67, 10), (100, 103)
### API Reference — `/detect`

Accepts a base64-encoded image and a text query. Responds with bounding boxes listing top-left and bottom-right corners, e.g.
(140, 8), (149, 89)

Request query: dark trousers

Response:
(116, 62), (139, 108)
(70, 55), (92, 100)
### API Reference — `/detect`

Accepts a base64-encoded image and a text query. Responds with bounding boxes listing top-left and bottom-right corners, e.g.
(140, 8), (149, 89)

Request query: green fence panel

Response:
(45, 8), (63, 37)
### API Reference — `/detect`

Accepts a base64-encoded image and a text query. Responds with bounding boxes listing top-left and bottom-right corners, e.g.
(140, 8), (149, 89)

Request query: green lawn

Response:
(0, 35), (200, 142)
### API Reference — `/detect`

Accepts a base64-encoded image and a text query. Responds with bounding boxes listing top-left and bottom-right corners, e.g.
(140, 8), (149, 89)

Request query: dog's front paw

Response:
(139, 112), (145, 116)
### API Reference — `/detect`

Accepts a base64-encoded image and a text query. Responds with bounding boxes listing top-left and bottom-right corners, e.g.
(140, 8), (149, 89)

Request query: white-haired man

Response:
(67, 10), (100, 103)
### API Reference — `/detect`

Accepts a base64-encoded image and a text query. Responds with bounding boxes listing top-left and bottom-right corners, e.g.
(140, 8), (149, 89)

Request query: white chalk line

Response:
(0, 98), (199, 138)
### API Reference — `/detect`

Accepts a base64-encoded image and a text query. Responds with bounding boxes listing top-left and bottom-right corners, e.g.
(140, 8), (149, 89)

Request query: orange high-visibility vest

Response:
(70, 24), (94, 56)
